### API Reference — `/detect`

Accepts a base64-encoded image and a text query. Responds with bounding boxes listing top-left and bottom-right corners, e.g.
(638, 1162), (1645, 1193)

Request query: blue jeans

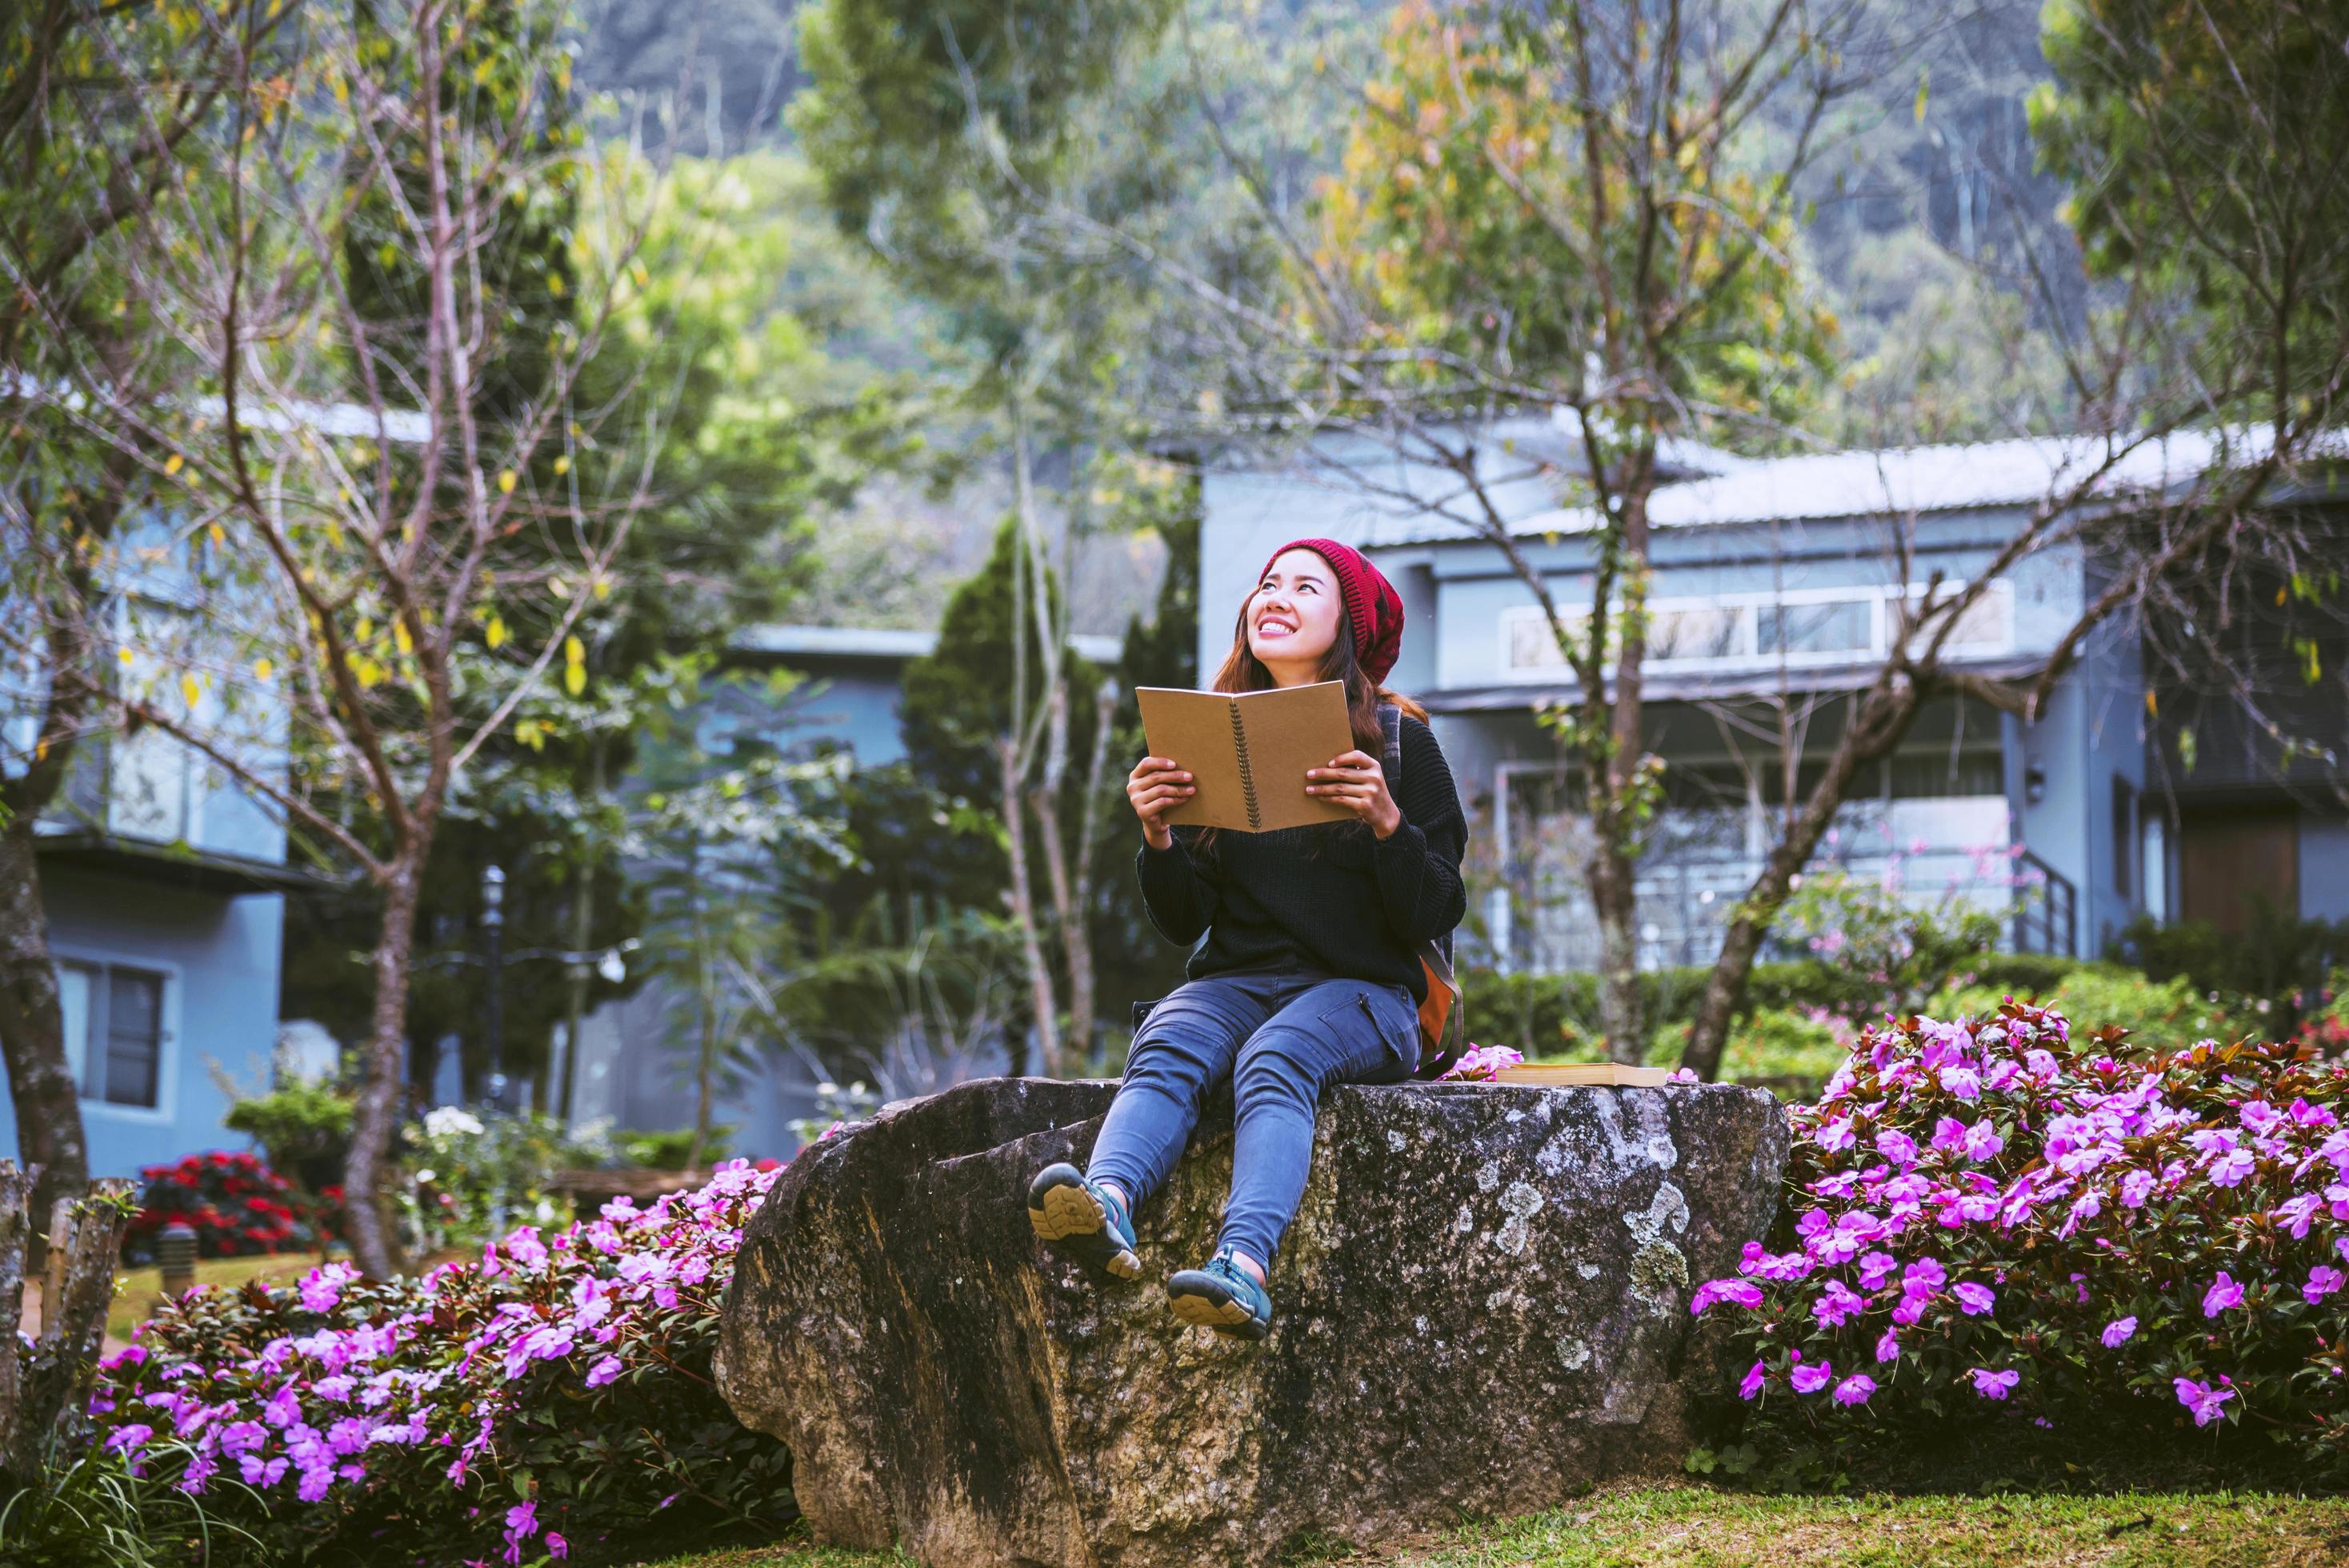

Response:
(1086, 964), (1420, 1274)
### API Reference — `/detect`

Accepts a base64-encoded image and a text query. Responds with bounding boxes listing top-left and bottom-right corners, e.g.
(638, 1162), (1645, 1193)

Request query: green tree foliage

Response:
(2032, 0), (2349, 431)
(900, 517), (1102, 806)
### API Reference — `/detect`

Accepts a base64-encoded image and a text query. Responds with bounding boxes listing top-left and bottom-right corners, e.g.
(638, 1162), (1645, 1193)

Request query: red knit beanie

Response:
(1256, 537), (1406, 684)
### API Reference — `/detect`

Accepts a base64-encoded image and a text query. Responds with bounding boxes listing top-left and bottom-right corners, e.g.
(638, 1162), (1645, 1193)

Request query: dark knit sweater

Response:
(1134, 713), (1468, 1001)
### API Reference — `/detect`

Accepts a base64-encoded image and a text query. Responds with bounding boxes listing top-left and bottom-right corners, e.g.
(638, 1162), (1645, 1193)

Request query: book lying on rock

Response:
(1488, 1063), (1673, 1086)
(1134, 681), (1358, 833)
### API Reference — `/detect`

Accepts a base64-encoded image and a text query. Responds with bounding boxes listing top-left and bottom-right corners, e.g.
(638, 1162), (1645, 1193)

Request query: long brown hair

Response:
(1194, 591), (1427, 851)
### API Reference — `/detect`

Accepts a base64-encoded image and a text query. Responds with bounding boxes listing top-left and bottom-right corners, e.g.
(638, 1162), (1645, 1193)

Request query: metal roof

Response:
(1368, 427), (2321, 547)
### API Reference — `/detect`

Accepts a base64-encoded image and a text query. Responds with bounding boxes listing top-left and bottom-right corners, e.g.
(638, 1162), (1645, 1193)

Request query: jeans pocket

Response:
(1341, 986), (1419, 1080)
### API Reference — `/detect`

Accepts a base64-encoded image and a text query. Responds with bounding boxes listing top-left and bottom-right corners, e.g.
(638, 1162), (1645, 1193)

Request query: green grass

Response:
(629, 1486), (2349, 1566)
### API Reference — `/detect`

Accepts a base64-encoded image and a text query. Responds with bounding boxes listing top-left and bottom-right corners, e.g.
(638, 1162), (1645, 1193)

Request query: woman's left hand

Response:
(1307, 750), (1403, 839)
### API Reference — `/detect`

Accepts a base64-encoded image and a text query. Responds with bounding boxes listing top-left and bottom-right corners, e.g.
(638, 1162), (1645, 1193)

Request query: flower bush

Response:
(1691, 1001), (2349, 1471)
(126, 1151), (329, 1263)
(398, 1106), (602, 1258)
(90, 1161), (792, 1565)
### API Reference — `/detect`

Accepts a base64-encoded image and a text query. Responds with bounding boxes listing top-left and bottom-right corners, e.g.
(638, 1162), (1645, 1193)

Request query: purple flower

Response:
(1903, 1256), (1947, 1294)
(1875, 1329), (1901, 1364)
(585, 1355), (623, 1389)
(104, 1423), (154, 1455)
(239, 1454), (290, 1489)
(1738, 1360), (1767, 1401)
(2305, 1266), (2345, 1305)
(298, 1262), (358, 1314)
(2119, 1169), (2155, 1208)
(547, 1534), (569, 1561)
(1818, 1118), (1858, 1154)
(1856, 1251), (1898, 1290)
(1969, 1367), (2019, 1400)
(2100, 1316), (2137, 1347)
(2208, 1148), (2255, 1187)
(1953, 1282), (1996, 1317)
(1960, 1121), (2004, 1162)
(1790, 1358), (1833, 1395)
(1875, 1129), (1919, 1166)
(2202, 1271), (2245, 1318)
(1814, 1280), (1867, 1330)
(1832, 1374), (1876, 1406)
(2174, 1376), (2235, 1427)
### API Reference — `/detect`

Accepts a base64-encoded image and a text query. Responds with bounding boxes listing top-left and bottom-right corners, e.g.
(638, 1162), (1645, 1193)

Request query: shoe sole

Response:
(1026, 1166), (1141, 1281)
(1166, 1270), (1271, 1340)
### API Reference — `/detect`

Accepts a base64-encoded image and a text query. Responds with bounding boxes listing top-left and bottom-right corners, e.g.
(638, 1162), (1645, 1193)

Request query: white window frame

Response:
(1496, 579), (2014, 682)
(51, 947), (182, 1126)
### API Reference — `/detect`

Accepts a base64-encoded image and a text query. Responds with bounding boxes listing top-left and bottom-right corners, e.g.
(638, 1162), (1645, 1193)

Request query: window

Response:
(2111, 775), (2136, 900)
(1759, 598), (1871, 657)
(58, 960), (167, 1110)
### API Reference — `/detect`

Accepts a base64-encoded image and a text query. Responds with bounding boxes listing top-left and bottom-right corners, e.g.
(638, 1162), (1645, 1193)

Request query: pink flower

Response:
(2202, 1271), (2244, 1318)
(2100, 1316), (2137, 1347)
(585, 1355), (623, 1389)
(1813, 1280), (1867, 1330)
(298, 1262), (358, 1314)
(1875, 1129), (1919, 1166)
(2208, 1149), (2255, 1187)
(1817, 1118), (1858, 1154)
(1856, 1251), (1898, 1290)
(1690, 1279), (1764, 1316)
(2174, 1376), (2235, 1426)
(239, 1454), (290, 1488)
(547, 1534), (569, 1561)
(1953, 1282), (1995, 1316)
(1960, 1121), (2004, 1162)
(1790, 1358), (1833, 1395)
(2305, 1266), (2345, 1305)
(1969, 1367), (2019, 1400)
(1902, 1257), (1946, 1294)
(1832, 1374), (1876, 1406)
(1738, 1360), (1767, 1401)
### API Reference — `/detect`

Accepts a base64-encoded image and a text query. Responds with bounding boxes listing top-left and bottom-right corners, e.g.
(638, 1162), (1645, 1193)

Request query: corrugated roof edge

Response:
(1, 373), (430, 446)
(1363, 426), (2343, 548)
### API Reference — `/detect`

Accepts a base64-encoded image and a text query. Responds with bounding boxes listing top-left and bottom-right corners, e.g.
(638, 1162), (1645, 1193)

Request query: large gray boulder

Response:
(716, 1075), (1787, 1568)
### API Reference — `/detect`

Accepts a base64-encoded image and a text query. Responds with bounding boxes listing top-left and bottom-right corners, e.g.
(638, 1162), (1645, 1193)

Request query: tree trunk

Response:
(343, 857), (425, 1278)
(1063, 676), (1118, 1072)
(0, 819), (88, 1253)
(555, 736), (606, 1127)
(1587, 472), (1655, 1064)
(1589, 854), (1647, 1065)
(1682, 677), (1927, 1079)
(1002, 738), (1062, 1076)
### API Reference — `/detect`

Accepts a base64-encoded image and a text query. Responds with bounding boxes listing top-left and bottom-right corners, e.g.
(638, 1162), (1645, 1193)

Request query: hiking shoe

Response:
(1026, 1162), (1141, 1281)
(1166, 1246), (1274, 1340)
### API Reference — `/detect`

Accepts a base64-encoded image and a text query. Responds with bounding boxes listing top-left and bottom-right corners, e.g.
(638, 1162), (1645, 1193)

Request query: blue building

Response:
(1200, 420), (2349, 973)
(2, 526), (311, 1180)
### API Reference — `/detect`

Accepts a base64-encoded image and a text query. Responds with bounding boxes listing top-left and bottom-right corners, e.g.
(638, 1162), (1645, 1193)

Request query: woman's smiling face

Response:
(1247, 548), (1343, 669)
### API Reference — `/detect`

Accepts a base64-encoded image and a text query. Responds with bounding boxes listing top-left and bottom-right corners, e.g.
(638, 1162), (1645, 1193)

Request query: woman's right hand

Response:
(1126, 755), (1194, 850)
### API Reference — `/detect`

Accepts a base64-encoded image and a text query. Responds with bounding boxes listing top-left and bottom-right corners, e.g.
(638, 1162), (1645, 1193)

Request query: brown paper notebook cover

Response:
(1134, 682), (1356, 833)
(1487, 1063), (1673, 1086)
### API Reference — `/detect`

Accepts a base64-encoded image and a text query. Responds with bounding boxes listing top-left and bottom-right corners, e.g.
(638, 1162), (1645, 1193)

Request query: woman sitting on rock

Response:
(1026, 537), (1467, 1339)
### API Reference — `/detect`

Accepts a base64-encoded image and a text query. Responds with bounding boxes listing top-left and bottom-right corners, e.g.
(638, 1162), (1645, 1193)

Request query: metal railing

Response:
(2011, 850), (2078, 958)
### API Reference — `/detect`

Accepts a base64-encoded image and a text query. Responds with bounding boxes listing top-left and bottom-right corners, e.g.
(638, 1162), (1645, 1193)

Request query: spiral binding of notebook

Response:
(1226, 698), (1262, 830)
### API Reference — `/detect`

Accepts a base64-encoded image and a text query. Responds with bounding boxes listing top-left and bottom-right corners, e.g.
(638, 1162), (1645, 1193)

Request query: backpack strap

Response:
(1378, 702), (1463, 1078)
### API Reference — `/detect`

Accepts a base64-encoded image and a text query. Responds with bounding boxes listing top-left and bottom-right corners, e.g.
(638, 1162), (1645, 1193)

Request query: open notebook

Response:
(1134, 682), (1357, 833)
(1485, 1064), (1673, 1086)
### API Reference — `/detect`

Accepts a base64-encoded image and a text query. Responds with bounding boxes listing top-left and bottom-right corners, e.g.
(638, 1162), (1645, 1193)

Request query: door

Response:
(2178, 809), (2299, 934)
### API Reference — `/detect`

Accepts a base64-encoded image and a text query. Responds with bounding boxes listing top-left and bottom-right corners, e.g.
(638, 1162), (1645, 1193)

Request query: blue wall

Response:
(0, 866), (283, 1178)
